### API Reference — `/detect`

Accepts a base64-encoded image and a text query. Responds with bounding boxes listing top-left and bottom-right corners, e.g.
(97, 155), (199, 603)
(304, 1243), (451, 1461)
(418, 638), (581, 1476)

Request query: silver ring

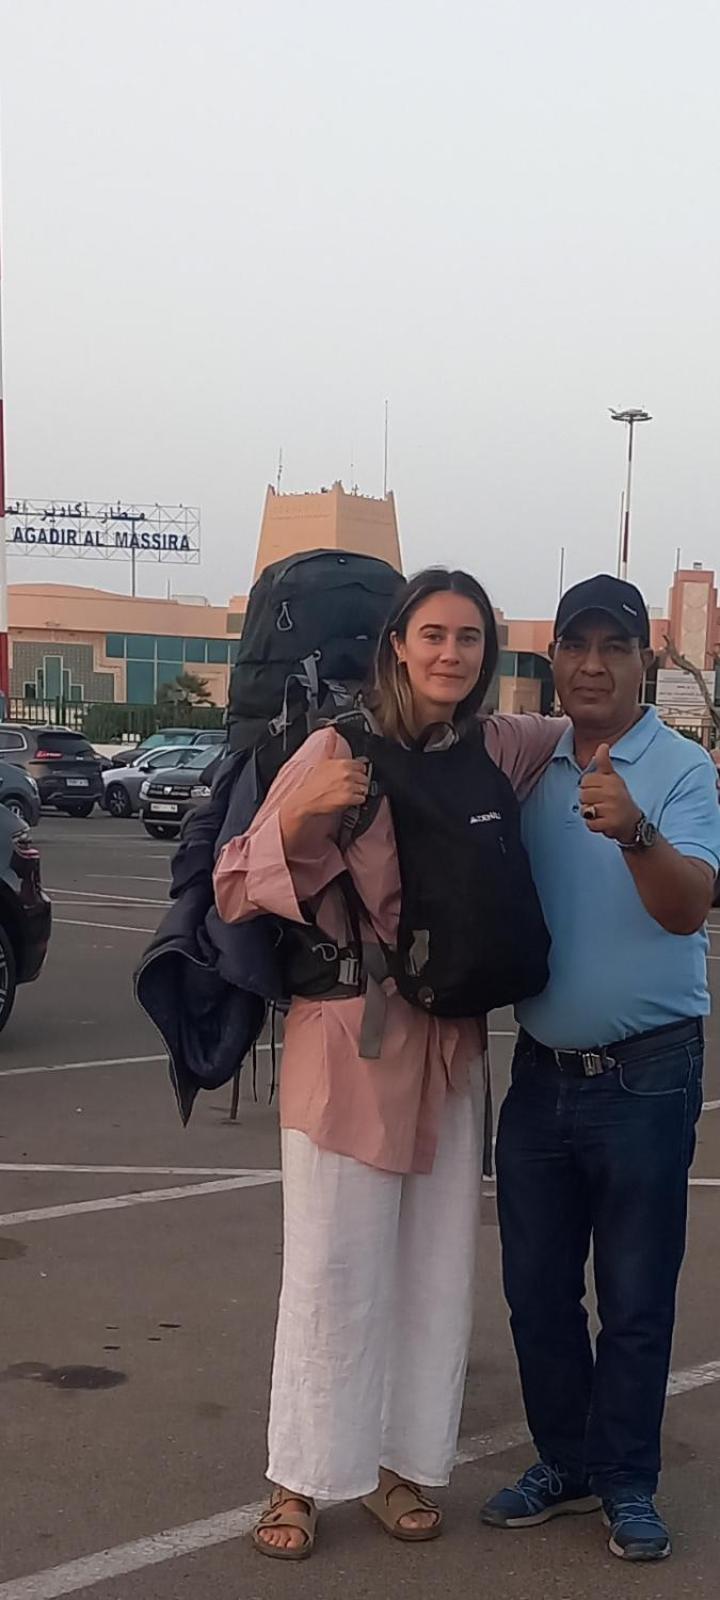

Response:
(582, 804), (598, 821)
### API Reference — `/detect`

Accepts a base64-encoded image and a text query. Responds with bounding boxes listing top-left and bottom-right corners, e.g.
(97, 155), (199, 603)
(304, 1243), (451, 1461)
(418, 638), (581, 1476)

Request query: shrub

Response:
(83, 702), (224, 743)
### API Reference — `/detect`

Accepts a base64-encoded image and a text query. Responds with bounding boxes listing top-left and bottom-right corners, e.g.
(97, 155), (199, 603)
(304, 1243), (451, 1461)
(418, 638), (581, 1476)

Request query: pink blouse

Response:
(214, 714), (563, 1175)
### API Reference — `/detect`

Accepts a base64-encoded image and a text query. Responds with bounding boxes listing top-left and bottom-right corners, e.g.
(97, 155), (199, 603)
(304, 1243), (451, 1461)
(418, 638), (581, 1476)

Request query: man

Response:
(482, 574), (720, 1562)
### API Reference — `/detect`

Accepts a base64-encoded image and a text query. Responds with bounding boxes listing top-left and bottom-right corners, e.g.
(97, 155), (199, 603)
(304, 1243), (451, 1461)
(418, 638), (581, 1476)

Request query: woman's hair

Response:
(369, 567), (499, 743)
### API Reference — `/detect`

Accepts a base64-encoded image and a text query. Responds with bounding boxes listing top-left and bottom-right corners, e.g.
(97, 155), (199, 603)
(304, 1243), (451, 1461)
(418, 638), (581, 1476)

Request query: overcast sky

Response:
(1, 0), (718, 617)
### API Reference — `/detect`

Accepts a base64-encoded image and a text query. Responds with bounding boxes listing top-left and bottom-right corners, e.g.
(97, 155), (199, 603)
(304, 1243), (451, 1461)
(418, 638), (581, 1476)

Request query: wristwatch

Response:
(619, 812), (659, 852)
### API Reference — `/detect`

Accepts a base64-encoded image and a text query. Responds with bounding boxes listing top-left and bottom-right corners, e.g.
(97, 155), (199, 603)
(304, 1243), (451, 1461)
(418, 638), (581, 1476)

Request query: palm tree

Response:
(157, 672), (213, 708)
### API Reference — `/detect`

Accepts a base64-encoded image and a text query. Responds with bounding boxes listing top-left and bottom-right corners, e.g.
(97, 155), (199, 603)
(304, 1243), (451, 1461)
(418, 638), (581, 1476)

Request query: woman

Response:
(214, 568), (561, 1559)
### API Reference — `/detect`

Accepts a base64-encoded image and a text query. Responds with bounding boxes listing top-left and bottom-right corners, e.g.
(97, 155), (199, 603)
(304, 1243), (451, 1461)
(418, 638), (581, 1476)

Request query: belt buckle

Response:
(581, 1051), (605, 1077)
(550, 1049), (608, 1075)
(552, 1046), (616, 1077)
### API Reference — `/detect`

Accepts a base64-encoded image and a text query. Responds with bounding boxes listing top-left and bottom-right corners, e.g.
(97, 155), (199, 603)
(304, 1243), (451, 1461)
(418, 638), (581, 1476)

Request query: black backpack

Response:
(337, 719), (551, 1018)
(222, 710), (549, 1029)
(228, 549), (405, 759)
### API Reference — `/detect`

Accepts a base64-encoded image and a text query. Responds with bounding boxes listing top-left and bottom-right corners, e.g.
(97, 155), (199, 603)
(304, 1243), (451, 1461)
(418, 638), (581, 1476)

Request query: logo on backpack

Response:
(469, 810), (502, 825)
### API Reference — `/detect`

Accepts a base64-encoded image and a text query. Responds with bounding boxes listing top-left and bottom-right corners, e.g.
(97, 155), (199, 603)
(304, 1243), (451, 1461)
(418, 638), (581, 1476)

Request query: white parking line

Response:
(0, 1162), (273, 1177)
(53, 919), (157, 933)
(0, 1045), (275, 1077)
(691, 1178), (720, 1187)
(0, 1502), (268, 1600)
(38, 837), (171, 848)
(667, 1360), (720, 1394)
(50, 905), (163, 918)
(47, 887), (169, 907)
(0, 1054), (166, 1078)
(87, 874), (170, 883)
(1, 1356), (718, 1600)
(0, 1173), (281, 1227)
(703, 1100), (720, 1111)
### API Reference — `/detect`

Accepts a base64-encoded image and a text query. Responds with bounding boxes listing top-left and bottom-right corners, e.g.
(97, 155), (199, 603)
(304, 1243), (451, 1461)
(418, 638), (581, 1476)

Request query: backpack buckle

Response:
(337, 954), (360, 988)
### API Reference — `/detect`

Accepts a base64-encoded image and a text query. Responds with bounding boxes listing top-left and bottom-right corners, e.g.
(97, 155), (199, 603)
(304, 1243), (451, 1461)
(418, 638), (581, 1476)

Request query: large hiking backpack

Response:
(226, 710), (550, 1034)
(228, 549), (405, 760)
(223, 543), (549, 1023)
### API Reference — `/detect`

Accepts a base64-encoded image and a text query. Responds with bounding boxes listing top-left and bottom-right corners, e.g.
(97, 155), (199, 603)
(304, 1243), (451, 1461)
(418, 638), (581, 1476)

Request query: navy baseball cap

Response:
(554, 574), (650, 648)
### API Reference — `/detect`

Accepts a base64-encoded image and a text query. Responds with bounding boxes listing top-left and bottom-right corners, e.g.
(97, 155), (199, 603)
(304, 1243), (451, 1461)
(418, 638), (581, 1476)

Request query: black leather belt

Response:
(520, 1018), (703, 1079)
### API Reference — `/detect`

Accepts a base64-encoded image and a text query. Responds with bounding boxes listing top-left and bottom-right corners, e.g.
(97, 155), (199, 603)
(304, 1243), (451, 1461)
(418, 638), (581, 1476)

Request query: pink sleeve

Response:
(213, 727), (348, 925)
(482, 713), (567, 801)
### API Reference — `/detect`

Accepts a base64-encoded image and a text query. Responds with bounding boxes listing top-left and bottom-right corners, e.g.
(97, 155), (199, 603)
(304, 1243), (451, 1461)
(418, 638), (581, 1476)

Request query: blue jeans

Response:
(496, 1020), (704, 1497)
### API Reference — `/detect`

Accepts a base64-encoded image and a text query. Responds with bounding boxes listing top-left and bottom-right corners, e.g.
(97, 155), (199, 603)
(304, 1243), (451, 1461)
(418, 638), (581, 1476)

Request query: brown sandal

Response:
(252, 1487), (318, 1561)
(362, 1468), (443, 1542)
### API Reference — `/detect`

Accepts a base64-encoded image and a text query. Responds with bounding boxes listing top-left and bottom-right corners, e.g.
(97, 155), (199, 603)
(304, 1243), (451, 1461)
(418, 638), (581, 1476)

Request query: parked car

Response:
(0, 760), (41, 826)
(139, 746), (218, 839)
(110, 728), (226, 768)
(0, 725), (105, 817)
(102, 744), (211, 818)
(0, 804), (51, 1032)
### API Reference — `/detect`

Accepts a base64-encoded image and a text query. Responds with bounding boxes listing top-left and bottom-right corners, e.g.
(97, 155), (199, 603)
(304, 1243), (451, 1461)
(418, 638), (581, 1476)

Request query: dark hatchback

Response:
(0, 725), (105, 816)
(139, 746), (218, 838)
(0, 805), (52, 1032)
(0, 760), (42, 827)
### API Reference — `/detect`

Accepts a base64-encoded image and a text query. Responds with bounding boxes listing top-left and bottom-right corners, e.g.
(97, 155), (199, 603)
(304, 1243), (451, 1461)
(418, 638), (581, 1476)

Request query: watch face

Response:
(638, 818), (658, 848)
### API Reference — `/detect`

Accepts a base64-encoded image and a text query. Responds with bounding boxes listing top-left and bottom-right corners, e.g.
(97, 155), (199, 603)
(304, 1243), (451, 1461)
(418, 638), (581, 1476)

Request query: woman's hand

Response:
(279, 759), (370, 848)
(293, 759), (370, 816)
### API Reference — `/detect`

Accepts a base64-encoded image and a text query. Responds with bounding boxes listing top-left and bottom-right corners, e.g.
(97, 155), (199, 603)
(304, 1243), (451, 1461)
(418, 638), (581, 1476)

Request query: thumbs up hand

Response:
(578, 743), (643, 844)
(593, 743), (614, 776)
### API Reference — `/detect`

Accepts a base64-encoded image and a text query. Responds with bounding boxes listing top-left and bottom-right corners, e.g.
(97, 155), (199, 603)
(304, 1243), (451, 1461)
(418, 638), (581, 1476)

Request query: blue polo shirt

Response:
(517, 708), (720, 1049)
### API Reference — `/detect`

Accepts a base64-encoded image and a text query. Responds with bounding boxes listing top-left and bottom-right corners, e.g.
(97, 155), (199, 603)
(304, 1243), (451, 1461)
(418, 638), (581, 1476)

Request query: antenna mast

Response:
(383, 400), (389, 498)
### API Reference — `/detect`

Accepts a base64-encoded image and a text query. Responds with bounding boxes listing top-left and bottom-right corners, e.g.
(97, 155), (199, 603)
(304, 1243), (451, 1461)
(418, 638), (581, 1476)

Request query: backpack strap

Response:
(333, 709), (393, 1054)
(284, 706), (392, 1055)
(300, 653), (320, 708)
(335, 872), (390, 1059)
(332, 708), (384, 847)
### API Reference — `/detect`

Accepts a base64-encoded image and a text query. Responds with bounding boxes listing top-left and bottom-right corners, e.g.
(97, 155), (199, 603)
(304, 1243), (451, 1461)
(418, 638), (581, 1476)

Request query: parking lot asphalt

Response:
(1, 812), (720, 1599)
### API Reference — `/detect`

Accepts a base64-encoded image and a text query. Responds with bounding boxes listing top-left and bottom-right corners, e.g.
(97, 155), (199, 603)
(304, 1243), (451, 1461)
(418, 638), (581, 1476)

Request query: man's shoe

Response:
(603, 1495), (671, 1562)
(481, 1462), (601, 1528)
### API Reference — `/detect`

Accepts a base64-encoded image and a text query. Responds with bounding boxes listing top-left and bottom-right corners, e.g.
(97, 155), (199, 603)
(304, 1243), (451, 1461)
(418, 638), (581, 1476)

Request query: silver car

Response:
(102, 745), (202, 818)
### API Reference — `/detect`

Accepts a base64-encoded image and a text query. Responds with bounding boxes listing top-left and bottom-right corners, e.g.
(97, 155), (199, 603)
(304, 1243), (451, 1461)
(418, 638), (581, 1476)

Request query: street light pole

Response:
(610, 407), (652, 581)
(0, 170), (9, 709)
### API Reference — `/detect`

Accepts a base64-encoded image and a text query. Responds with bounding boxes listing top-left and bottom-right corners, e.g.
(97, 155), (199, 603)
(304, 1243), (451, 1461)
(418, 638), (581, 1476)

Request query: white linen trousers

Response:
(267, 1083), (481, 1501)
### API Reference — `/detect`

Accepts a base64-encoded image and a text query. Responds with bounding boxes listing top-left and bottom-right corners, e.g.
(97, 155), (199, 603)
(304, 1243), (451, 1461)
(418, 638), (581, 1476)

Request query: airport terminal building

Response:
(6, 482), (719, 733)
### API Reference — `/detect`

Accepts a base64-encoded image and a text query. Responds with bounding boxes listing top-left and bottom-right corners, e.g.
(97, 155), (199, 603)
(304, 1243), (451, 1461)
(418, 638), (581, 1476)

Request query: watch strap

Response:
(619, 813), (657, 852)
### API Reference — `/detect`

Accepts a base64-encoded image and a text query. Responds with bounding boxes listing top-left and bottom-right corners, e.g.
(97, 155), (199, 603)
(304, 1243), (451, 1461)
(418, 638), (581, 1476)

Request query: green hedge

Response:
(83, 702), (225, 743)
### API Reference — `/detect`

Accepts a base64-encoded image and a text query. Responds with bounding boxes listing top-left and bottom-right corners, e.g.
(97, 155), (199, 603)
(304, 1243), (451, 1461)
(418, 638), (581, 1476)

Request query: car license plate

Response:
(150, 802), (179, 815)
(67, 778), (89, 787)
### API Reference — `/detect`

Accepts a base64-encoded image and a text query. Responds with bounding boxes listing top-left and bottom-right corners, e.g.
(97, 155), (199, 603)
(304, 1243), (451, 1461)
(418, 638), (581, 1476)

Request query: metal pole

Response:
(0, 160), (9, 708)
(620, 419), (634, 581)
(610, 408), (651, 583)
(131, 544), (136, 598)
(558, 545), (566, 602)
(616, 491), (625, 578)
(383, 399), (389, 498)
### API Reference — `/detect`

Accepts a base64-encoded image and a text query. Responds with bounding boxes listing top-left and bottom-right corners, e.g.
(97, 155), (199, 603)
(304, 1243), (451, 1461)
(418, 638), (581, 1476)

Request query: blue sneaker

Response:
(481, 1462), (601, 1528)
(603, 1495), (671, 1561)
